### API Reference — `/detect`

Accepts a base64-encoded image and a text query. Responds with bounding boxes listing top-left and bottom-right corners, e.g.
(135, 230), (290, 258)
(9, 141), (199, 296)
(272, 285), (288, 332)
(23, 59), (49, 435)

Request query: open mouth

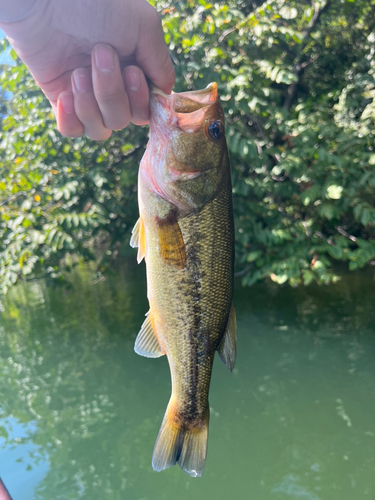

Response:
(174, 83), (218, 113)
(151, 82), (218, 114)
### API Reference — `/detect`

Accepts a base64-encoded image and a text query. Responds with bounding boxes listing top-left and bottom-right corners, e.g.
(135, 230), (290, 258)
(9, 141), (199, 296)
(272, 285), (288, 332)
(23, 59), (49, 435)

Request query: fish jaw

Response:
(149, 82), (220, 139)
(150, 82), (218, 116)
(140, 83), (229, 212)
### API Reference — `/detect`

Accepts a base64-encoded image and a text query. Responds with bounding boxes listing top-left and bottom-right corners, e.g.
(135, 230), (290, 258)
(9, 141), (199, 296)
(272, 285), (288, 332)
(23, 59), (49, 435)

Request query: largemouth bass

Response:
(130, 82), (236, 477)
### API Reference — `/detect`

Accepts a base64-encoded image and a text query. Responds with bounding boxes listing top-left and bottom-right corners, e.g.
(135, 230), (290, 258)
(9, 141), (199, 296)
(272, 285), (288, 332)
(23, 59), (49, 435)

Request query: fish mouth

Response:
(151, 82), (218, 114)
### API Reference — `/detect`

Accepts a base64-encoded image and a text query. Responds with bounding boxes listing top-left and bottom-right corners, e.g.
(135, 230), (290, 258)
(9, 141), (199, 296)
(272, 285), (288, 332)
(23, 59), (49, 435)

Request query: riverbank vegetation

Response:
(1, 0), (375, 295)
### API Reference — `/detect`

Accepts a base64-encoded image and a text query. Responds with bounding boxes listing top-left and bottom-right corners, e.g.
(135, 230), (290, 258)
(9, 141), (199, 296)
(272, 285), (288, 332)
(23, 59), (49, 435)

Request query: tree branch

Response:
(314, 230), (334, 245)
(300, 53), (319, 69)
(0, 190), (28, 208)
(335, 226), (357, 242)
(218, 25), (239, 43)
(234, 262), (254, 278)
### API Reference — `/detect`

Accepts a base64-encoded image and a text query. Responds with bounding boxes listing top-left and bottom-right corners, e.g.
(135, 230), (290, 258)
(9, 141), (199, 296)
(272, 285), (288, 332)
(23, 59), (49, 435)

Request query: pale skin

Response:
(0, 0), (175, 140)
(0, 478), (11, 500)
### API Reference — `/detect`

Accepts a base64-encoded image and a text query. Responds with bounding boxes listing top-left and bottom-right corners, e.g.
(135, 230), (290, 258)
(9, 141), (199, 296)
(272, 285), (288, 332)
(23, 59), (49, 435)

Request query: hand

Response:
(0, 478), (12, 500)
(0, 0), (175, 139)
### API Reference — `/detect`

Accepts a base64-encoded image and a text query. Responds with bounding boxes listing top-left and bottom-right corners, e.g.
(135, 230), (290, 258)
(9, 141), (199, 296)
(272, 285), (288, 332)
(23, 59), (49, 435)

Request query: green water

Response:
(0, 262), (375, 500)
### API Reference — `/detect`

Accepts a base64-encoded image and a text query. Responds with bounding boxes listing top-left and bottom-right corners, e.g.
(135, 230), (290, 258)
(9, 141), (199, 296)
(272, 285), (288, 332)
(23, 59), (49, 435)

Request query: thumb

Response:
(135, 5), (175, 94)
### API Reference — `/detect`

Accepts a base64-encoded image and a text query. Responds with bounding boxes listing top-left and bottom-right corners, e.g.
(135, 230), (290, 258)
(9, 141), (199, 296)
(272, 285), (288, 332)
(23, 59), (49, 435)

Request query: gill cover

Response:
(146, 83), (230, 212)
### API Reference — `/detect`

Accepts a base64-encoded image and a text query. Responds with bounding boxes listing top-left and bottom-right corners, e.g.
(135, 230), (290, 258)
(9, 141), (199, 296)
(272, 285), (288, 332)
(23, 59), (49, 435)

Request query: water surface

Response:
(0, 262), (374, 499)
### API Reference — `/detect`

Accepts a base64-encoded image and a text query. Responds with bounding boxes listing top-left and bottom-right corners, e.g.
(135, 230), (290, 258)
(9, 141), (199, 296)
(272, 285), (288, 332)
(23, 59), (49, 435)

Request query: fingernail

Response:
(125, 66), (141, 92)
(95, 44), (115, 72)
(59, 92), (74, 114)
(73, 68), (92, 93)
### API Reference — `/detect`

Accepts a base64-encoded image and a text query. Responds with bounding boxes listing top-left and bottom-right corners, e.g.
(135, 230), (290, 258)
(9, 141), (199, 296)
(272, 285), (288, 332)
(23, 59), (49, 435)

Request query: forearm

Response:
(0, 0), (37, 23)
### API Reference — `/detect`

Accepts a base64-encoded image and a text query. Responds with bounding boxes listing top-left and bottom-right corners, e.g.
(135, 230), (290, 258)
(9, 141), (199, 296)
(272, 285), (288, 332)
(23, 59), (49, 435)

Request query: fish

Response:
(130, 82), (236, 477)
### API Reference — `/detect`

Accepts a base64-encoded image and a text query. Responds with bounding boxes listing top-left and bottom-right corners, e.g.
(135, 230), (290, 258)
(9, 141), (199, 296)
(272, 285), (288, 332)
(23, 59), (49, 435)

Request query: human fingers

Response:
(0, 477), (12, 500)
(72, 68), (112, 140)
(136, 3), (175, 94)
(92, 44), (131, 131)
(56, 92), (84, 138)
(123, 65), (150, 126)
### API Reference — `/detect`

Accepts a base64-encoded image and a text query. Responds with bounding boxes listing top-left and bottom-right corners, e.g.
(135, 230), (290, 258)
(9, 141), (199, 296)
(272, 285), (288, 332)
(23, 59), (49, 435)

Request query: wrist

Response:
(0, 0), (38, 23)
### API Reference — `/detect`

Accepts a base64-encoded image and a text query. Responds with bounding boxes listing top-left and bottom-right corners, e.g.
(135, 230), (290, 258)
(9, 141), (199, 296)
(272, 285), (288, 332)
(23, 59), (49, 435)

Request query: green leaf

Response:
(361, 208), (371, 226)
(328, 246), (343, 259)
(0, 426), (9, 439)
(326, 185), (343, 200)
(247, 250), (262, 262)
(270, 273), (288, 285)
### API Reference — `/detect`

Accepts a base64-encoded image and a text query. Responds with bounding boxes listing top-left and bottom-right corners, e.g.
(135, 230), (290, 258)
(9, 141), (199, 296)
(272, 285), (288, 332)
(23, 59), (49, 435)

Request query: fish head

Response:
(145, 83), (230, 212)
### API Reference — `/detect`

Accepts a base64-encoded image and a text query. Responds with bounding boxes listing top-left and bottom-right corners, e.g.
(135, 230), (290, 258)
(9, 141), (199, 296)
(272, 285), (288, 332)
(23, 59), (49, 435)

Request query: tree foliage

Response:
(1, 0), (375, 294)
(0, 58), (145, 294)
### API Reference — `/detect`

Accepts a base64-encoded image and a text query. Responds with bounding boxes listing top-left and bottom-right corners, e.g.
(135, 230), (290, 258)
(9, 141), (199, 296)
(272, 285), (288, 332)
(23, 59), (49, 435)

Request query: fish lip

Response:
(149, 84), (169, 98)
(151, 83), (218, 114)
(150, 82), (217, 98)
(177, 82), (218, 102)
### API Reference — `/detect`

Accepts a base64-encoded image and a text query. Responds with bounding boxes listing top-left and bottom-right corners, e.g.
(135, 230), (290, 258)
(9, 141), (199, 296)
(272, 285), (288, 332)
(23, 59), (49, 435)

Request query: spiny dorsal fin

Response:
(134, 312), (164, 358)
(217, 302), (237, 371)
(157, 211), (186, 269)
(130, 217), (146, 263)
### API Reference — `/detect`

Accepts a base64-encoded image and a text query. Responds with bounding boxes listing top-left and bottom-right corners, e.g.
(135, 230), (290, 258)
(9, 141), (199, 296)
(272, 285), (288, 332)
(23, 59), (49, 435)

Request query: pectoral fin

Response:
(134, 311), (164, 358)
(217, 303), (237, 371)
(157, 211), (186, 269)
(130, 217), (146, 263)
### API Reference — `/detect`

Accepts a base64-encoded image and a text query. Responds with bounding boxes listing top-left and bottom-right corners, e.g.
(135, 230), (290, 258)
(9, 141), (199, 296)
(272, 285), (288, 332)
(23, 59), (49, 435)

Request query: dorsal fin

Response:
(134, 312), (164, 358)
(157, 211), (186, 269)
(130, 217), (146, 263)
(217, 302), (236, 371)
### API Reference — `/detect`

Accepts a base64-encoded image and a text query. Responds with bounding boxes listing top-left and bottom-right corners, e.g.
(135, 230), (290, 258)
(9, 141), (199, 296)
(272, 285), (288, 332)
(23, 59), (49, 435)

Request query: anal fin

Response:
(134, 311), (164, 358)
(130, 217), (146, 263)
(217, 302), (237, 371)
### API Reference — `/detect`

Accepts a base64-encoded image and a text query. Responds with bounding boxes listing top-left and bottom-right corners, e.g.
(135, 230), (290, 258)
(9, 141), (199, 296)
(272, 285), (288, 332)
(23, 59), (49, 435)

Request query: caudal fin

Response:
(152, 402), (209, 477)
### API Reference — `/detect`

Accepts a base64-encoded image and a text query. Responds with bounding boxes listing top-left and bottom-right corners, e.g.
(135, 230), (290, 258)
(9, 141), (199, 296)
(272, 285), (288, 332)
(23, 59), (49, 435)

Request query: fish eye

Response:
(208, 120), (223, 140)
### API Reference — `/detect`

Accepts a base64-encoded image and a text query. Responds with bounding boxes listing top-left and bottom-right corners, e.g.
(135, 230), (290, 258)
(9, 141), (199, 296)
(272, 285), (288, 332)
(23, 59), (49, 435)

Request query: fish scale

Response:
(130, 82), (236, 477)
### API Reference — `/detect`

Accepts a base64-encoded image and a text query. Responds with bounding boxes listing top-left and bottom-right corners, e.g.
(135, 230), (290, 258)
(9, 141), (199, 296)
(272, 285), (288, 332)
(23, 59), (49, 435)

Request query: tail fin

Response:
(152, 401), (209, 477)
